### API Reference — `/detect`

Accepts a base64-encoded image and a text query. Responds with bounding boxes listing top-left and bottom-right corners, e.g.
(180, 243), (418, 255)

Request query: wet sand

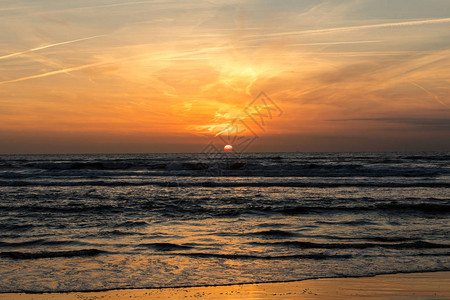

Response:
(2, 271), (449, 299)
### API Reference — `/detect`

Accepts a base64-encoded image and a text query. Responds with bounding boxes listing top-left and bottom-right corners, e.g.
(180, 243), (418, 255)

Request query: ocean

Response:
(0, 152), (448, 293)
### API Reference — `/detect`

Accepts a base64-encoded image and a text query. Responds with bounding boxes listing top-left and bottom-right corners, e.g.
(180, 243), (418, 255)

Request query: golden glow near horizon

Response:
(0, 0), (449, 153)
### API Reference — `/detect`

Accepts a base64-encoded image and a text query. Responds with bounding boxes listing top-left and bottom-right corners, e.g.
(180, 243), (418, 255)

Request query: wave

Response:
(248, 230), (298, 238)
(401, 155), (450, 161)
(244, 231), (423, 242)
(0, 249), (107, 260)
(1, 153), (448, 179)
(0, 239), (88, 248)
(279, 203), (450, 215)
(316, 220), (379, 226)
(250, 241), (450, 250)
(167, 252), (352, 260)
(25, 161), (138, 171)
(1, 180), (449, 188)
(92, 230), (146, 237)
(21, 161), (209, 172)
(0, 204), (124, 213)
(0, 223), (34, 231)
(115, 221), (149, 228)
(286, 234), (417, 243)
(137, 243), (193, 251)
(1, 201), (448, 217)
(357, 236), (415, 242)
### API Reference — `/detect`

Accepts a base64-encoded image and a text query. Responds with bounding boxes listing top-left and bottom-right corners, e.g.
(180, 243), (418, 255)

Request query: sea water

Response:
(0, 152), (448, 292)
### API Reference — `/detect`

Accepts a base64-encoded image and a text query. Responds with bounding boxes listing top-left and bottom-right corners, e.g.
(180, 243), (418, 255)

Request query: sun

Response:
(224, 144), (233, 152)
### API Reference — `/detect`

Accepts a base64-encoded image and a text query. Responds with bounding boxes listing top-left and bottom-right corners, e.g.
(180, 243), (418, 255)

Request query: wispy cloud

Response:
(0, 62), (104, 85)
(328, 117), (450, 130)
(29, 0), (191, 16)
(0, 7), (28, 12)
(0, 35), (104, 61)
(291, 40), (383, 46)
(0, 43), (253, 85)
(410, 81), (448, 107)
(73, 0), (163, 10)
(248, 18), (450, 39)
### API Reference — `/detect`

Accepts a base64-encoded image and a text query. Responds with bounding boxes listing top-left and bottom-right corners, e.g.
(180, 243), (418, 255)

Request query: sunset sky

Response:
(1, 0), (449, 153)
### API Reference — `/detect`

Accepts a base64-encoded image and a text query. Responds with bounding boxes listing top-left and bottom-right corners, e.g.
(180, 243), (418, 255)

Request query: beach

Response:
(2, 272), (449, 299)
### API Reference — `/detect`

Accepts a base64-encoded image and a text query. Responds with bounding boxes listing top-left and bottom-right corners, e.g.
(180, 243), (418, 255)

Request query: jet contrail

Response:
(0, 46), (233, 85)
(29, 0), (165, 15)
(0, 35), (104, 61)
(0, 52), (149, 85)
(248, 18), (450, 39)
(0, 7), (27, 12)
(0, 62), (105, 85)
(78, 0), (162, 10)
(410, 81), (448, 107)
(0, 52), (152, 85)
(291, 40), (383, 46)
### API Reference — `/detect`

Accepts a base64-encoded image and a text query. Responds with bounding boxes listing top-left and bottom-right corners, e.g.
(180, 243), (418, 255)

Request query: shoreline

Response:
(2, 269), (449, 294)
(2, 271), (449, 299)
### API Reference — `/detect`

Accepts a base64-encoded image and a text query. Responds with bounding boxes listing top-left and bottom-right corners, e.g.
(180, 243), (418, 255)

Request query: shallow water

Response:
(0, 152), (449, 292)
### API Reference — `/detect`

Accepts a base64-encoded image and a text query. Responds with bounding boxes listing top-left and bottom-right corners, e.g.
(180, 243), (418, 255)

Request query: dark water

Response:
(0, 152), (449, 292)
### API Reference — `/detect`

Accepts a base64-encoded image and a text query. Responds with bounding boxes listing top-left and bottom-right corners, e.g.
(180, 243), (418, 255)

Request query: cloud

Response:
(409, 81), (448, 107)
(0, 44), (256, 85)
(291, 40), (383, 46)
(247, 17), (450, 39)
(328, 117), (450, 131)
(1, 0), (449, 152)
(0, 7), (28, 12)
(0, 61), (103, 85)
(0, 35), (104, 61)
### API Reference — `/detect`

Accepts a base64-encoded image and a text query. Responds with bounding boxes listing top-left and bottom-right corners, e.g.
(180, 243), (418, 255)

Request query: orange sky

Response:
(0, 0), (449, 153)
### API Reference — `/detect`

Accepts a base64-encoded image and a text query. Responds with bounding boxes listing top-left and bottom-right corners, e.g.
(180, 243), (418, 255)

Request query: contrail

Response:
(0, 35), (104, 61)
(410, 81), (448, 107)
(291, 40), (383, 46)
(0, 53), (147, 85)
(30, 0), (164, 15)
(77, 0), (162, 10)
(0, 62), (105, 85)
(0, 7), (27, 12)
(0, 52), (150, 85)
(248, 18), (450, 39)
(0, 46), (232, 85)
